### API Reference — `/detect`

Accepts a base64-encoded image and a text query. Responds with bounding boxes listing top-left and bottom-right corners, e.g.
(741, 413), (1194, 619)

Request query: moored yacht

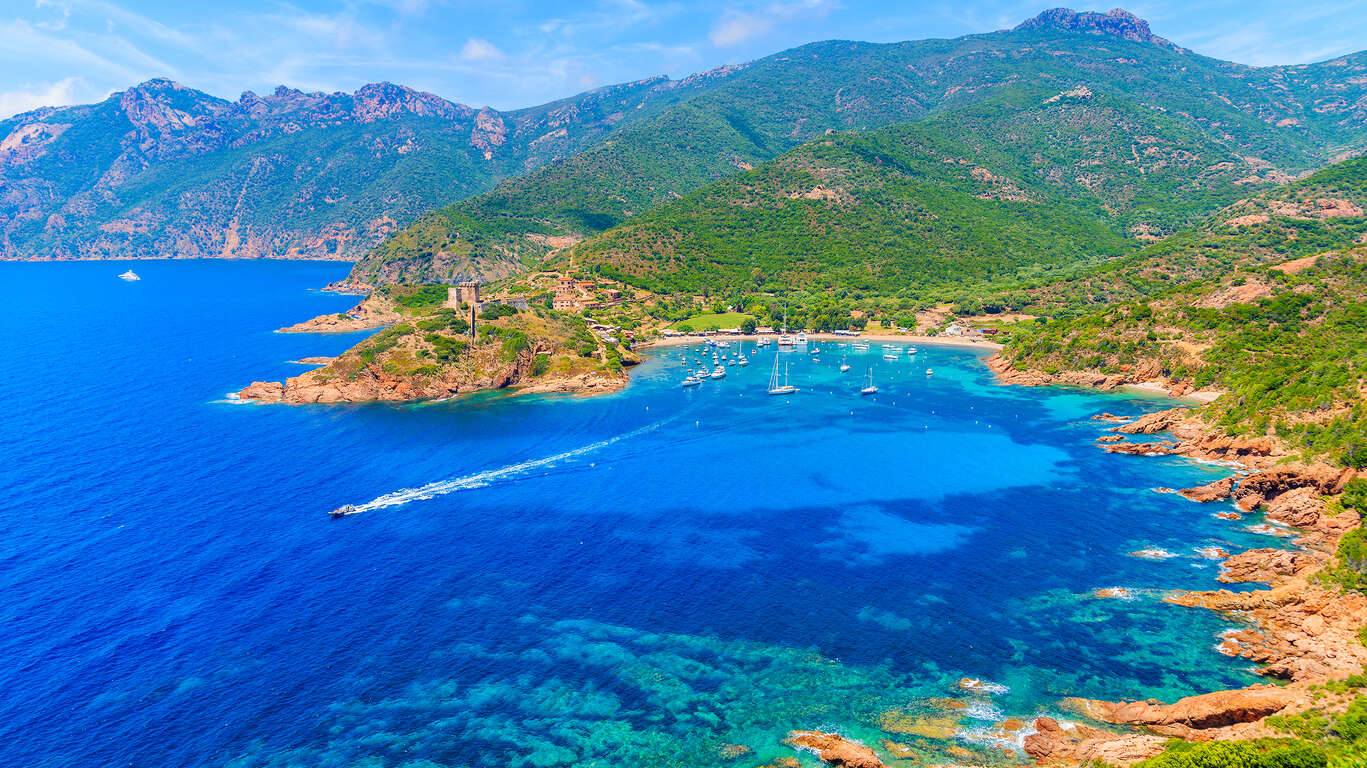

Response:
(767, 354), (797, 395)
(860, 368), (878, 395)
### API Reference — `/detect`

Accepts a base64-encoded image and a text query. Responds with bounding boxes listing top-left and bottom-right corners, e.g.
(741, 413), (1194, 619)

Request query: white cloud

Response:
(0, 77), (87, 118)
(459, 38), (505, 61)
(710, 10), (773, 46)
(709, 0), (838, 48)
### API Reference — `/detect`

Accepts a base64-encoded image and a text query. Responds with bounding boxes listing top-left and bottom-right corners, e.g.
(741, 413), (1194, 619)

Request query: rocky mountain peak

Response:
(1015, 8), (1183, 51)
(351, 82), (468, 122)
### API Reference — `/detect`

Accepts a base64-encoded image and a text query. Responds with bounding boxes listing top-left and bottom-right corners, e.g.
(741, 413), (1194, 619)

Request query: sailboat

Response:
(839, 356), (851, 373)
(860, 367), (878, 395)
(767, 354), (797, 395)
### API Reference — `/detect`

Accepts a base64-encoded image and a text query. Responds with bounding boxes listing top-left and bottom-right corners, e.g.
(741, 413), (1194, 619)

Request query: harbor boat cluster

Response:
(679, 337), (936, 395)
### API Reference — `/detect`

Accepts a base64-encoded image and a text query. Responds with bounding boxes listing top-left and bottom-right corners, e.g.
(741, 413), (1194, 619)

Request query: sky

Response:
(2, 0), (1365, 119)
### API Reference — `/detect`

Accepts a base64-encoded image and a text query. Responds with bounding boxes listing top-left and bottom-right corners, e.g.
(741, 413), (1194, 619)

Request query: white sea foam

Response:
(342, 419), (667, 515)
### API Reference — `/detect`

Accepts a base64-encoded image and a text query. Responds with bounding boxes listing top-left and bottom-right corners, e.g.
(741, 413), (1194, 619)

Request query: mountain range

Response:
(3, 8), (1367, 300)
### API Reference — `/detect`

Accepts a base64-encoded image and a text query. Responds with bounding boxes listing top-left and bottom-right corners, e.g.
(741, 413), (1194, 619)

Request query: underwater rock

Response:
(719, 744), (753, 760)
(1092, 412), (1131, 422)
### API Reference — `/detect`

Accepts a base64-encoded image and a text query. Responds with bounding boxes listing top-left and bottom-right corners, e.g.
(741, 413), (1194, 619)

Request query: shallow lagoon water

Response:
(0, 261), (1289, 766)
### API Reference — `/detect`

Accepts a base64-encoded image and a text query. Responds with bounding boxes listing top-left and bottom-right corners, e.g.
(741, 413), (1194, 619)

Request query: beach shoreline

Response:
(639, 332), (1003, 352)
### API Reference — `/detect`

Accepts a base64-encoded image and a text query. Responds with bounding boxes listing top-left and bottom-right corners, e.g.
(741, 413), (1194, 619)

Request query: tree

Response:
(740, 318), (757, 334)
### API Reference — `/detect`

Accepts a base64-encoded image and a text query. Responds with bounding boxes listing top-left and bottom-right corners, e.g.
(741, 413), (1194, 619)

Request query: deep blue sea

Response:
(0, 260), (1292, 767)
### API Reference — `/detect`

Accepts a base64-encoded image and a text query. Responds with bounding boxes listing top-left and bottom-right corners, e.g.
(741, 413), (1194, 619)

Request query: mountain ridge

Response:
(4, 10), (1367, 272)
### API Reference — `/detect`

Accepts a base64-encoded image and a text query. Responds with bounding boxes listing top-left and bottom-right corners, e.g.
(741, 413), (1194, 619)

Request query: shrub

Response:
(531, 353), (551, 377)
(1134, 738), (1326, 768)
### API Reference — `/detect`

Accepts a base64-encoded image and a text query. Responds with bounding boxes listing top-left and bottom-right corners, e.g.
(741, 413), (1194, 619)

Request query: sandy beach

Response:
(639, 332), (1003, 352)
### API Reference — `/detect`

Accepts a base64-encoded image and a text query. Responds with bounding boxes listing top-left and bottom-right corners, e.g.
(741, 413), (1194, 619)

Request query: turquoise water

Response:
(0, 261), (1289, 767)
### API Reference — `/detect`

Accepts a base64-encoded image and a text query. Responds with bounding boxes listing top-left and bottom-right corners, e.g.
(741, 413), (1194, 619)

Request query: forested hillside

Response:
(345, 8), (1367, 287)
(1003, 154), (1367, 462)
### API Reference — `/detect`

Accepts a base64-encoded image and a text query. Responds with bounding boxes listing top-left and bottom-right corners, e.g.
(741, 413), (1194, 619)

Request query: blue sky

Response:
(2, 0), (1365, 118)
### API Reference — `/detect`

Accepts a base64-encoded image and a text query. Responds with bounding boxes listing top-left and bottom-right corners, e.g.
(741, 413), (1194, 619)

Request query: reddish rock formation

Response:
(277, 294), (400, 334)
(786, 731), (886, 768)
(1232, 466), (1357, 512)
(1168, 583), (1367, 682)
(1180, 477), (1235, 502)
(1097, 434), (1126, 443)
(1023, 716), (1166, 764)
(1065, 686), (1295, 737)
(1092, 412), (1131, 422)
(1218, 548), (1319, 584)
(1105, 440), (1176, 455)
(1115, 408), (1187, 435)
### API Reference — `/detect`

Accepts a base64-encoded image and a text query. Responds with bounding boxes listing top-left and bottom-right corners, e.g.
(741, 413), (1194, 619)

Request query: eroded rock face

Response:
(1066, 686), (1295, 735)
(1014, 8), (1182, 50)
(786, 731), (886, 768)
(1168, 583), (1367, 682)
(1023, 716), (1166, 764)
(1180, 477), (1235, 502)
(276, 295), (401, 334)
(1218, 548), (1318, 584)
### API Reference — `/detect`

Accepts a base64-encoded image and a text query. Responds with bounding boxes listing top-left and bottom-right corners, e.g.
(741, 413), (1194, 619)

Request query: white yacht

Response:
(682, 376), (701, 387)
(860, 368), (878, 395)
(711, 366), (727, 379)
(118, 269), (140, 281)
(767, 355), (797, 395)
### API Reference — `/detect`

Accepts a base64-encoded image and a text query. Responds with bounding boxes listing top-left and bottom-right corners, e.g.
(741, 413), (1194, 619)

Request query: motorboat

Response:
(330, 504), (358, 518)
(118, 269), (140, 281)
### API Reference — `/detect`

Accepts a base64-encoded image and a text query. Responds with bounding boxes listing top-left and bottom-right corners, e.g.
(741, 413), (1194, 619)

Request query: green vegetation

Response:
(1134, 738), (1326, 768)
(382, 284), (448, 313)
(321, 292), (634, 387)
(347, 22), (1367, 288)
(669, 312), (753, 331)
(1004, 155), (1367, 464)
(1265, 691), (1367, 767)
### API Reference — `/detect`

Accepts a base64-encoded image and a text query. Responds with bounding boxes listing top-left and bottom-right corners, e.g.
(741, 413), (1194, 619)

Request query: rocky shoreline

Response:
(275, 294), (401, 333)
(1004, 378), (1364, 763)
(984, 354), (1223, 402)
(238, 342), (628, 404)
(772, 382), (1364, 768)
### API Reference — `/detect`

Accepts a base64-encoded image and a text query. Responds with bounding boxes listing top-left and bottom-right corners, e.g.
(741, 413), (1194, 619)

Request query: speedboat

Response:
(925, 368), (934, 377)
(118, 269), (140, 281)
(330, 504), (358, 518)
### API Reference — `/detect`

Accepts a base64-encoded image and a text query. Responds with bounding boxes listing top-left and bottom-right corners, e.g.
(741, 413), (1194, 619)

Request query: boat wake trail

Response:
(337, 418), (669, 516)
